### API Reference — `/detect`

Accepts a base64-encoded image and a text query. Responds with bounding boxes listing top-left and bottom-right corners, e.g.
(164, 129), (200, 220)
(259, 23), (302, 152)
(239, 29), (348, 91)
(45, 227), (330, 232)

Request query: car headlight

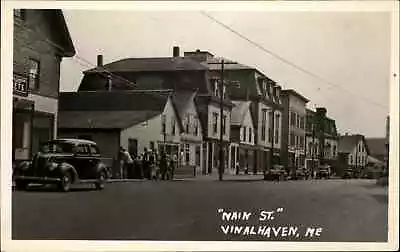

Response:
(46, 162), (58, 171)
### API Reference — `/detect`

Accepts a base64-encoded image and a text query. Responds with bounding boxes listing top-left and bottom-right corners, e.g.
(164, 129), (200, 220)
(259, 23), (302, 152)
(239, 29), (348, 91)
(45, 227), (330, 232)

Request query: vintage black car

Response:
(291, 168), (307, 180)
(13, 139), (108, 192)
(264, 165), (289, 181)
(342, 169), (353, 179)
(316, 165), (331, 179)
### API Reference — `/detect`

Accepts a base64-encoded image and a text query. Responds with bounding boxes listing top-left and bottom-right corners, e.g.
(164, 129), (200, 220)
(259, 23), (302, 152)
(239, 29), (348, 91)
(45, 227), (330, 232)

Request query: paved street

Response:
(12, 179), (387, 242)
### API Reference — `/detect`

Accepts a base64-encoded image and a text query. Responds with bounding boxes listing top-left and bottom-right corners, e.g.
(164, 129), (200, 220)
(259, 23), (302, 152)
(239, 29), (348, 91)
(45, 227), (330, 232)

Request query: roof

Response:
(201, 57), (254, 71)
(50, 138), (96, 145)
(84, 57), (208, 73)
(171, 91), (197, 119)
(367, 155), (384, 165)
(194, 95), (210, 134)
(58, 110), (161, 129)
(366, 138), (387, 156)
(338, 134), (369, 154)
(59, 90), (171, 112)
(231, 101), (252, 126)
(48, 10), (75, 57)
(281, 89), (309, 103)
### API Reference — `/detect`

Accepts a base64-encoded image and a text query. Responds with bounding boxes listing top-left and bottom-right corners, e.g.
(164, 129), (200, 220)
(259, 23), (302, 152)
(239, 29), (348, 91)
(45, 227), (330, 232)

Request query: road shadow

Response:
(13, 184), (98, 193)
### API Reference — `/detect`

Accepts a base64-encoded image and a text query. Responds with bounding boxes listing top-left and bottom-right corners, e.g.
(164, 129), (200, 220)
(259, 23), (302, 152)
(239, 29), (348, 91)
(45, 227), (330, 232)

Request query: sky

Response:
(60, 9), (391, 138)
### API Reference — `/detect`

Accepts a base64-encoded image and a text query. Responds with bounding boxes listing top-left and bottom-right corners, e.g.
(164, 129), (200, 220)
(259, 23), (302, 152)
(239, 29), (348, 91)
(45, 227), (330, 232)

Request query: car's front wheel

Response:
(95, 171), (106, 190)
(59, 172), (72, 192)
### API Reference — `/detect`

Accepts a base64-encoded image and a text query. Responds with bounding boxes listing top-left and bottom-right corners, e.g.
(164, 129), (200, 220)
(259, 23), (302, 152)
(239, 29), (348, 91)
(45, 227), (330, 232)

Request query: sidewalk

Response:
(174, 173), (265, 181)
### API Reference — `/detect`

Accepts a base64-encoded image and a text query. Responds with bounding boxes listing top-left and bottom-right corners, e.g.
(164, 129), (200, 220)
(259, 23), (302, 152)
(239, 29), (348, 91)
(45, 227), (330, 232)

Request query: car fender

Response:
(95, 162), (108, 178)
(58, 162), (79, 183)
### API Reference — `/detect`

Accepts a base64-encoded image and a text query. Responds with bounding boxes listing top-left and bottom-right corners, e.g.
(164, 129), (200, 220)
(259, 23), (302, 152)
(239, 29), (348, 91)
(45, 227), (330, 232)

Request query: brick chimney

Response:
(173, 46), (180, 57)
(97, 55), (103, 67)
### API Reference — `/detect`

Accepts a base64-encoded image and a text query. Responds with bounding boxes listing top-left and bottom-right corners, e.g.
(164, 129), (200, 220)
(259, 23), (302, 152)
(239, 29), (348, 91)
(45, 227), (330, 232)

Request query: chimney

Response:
(97, 55), (103, 67)
(276, 85), (281, 99)
(173, 46), (180, 57)
(316, 107), (327, 117)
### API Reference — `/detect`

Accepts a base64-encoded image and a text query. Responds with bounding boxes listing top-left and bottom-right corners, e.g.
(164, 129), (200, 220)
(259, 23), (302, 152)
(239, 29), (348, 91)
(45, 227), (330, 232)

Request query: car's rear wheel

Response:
(59, 172), (72, 192)
(95, 171), (106, 190)
(15, 180), (28, 190)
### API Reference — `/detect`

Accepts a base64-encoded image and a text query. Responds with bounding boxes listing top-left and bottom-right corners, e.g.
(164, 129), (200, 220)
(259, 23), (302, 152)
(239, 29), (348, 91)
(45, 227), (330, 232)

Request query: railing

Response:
(13, 72), (29, 96)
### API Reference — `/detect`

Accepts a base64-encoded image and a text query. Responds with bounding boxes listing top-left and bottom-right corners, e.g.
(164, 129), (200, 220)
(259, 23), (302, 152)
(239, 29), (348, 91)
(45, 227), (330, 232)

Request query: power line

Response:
(200, 11), (388, 110)
(13, 33), (122, 87)
(14, 20), (136, 88)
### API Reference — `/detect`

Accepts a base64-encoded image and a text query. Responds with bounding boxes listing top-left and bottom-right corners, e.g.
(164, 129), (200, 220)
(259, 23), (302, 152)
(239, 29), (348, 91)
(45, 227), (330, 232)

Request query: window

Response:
(185, 115), (190, 133)
(150, 141), (155, 151)
(350, 155), (353, 164)
(275, 114), (280, 144)
(185, 144), (190, 163)
(213, 112), (218, 134)
(128, 138), (138, 157)
(194, 119), (199, 136)
(171, 117), (176, 135)
(268, 111), (273, 142)
(222, 115), (227, 135)
(290, 111), (296, 126)
(28, 58), (40, 90)
(89, 145), (100, 155)
(243, 126), (247, 142)
(299, 136), (304, 148)
(261, 109), (267, 141)
(333, 145), (337, 157)
(76, 145), (89, 155)
(161, 115), (166, 134)
(249, 128), (252, 142)
(300, 116), (305, 129)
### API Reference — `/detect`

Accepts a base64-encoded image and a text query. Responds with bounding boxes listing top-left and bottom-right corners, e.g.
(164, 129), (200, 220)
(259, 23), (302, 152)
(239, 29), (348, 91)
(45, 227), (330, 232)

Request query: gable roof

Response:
(281, 89), (309, 103)
(59, 90), (171, 112)
(46, 10), (75, 57)
(59, 110), (160, 129)
(84, 57), (208, 73)
(231, 101), (252, 126)
(338, 134), (369, 154)
(366, 138), (387, 157)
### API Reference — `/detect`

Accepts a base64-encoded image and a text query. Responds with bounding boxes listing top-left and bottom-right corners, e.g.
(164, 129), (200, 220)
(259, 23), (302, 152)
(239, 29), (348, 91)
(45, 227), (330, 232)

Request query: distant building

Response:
(186, 49), (284, 174)
(229, 101), (256, 174)
(305, 107), (339, 174)
(338, 134), (369, 176)
(280, 89), (309, 175)
(12, 9), (75, 164)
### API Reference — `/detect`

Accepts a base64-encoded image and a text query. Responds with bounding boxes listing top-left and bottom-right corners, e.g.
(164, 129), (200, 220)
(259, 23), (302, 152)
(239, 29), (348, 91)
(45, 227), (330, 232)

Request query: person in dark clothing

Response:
(143, 148), (150, 180)
(160, 151), (167, 180)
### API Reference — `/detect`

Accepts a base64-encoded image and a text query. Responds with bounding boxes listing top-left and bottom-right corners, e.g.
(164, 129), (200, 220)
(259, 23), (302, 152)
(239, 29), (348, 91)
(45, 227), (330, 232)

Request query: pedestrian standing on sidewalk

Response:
(121, 147), (133, 179)
(170, 153), (177, 180)
(160, 151), (167, 180)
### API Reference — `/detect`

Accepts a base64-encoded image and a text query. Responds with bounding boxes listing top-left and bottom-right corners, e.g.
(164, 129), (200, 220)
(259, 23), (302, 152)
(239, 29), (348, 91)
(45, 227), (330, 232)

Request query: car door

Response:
(74, 144), (92, 179)
(88, 144), (102, 179)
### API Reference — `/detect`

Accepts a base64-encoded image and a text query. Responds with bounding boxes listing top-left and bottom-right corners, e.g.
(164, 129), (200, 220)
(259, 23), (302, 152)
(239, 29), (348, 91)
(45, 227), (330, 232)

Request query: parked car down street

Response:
(13, 139), (109, 192)
(264, 165), (289, 181)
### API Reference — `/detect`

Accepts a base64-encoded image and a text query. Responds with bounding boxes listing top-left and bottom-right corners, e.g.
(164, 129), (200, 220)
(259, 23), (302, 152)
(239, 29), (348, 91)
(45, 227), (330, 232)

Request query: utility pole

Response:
(219, 60), (225, 181)
(208, 59), (239, 181)
(269, 107), (275, 174)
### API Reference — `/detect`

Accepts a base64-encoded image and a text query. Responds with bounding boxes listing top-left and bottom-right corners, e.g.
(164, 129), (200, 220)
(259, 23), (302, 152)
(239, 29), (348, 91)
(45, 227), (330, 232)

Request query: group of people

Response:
(117, 147), (178, 181)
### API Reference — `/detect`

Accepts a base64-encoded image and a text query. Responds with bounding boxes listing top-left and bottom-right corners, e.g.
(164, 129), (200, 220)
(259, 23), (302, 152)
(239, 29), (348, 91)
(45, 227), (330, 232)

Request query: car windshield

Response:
(40, 142), (75, 154)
